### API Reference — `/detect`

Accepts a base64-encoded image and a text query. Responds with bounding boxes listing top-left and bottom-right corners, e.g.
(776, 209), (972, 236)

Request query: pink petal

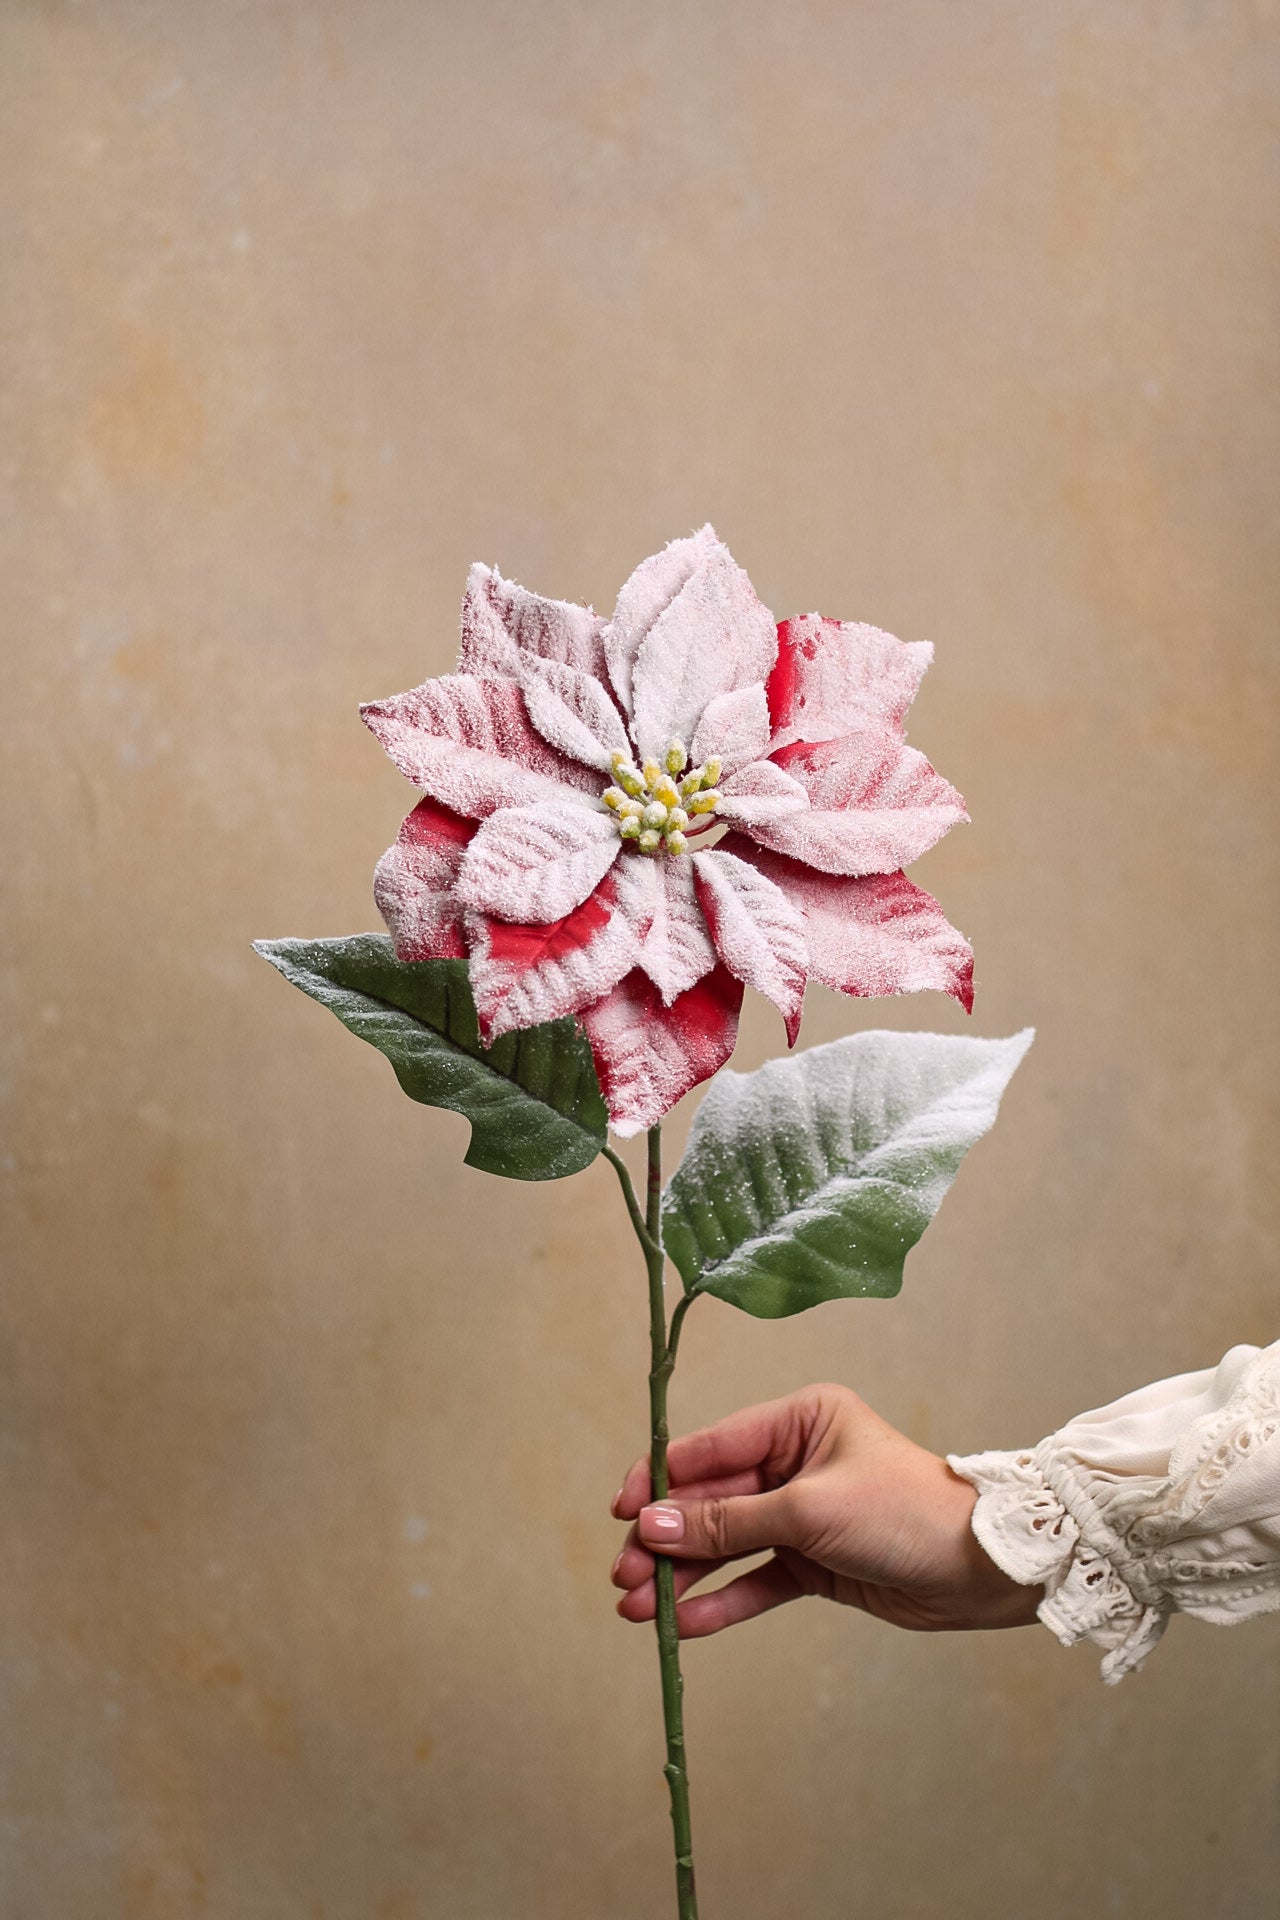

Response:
(715, 759), (809, 830)
(373, 797), (475, 961)
(728, 835), (974, 1011)
(581, 965), (744, 1137)
(746, 732), (967, 874)
(690, 685), (771, 778)
(613, 854), (716, 1005)
(455, 800), (621, 925)
(362, 675), (598, 818)
(766, 614), (933, 750)
(604, 525), (719, 716)
(691, 849), (807, 1044)
(466, 875), (638, 1041)
(459, 563), (608, 682)
(517, 656), (631, 771)
(628, 540), (778, 763)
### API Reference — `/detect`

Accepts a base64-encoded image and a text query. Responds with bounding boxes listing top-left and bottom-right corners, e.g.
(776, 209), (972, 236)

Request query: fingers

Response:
(611, 1388), (822, 1520)
(613, 1555), (726, 1622)
(612, 1463), (768, 1522)
(667, 1393), (816, 1494)
(620, 1556), (807, 1638)
(635, 1484), (797, 1561)
(675, 1557), (807, 1638)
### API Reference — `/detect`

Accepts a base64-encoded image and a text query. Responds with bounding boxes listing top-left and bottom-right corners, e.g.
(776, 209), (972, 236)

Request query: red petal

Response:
(750, 730), (966, 874)
(581, 966), (744, 1137)
(373, 797), (476, 961)
(467, 877), (638, 1041)
(730, 835), (974, 1012)
(767, 615), (932, 749)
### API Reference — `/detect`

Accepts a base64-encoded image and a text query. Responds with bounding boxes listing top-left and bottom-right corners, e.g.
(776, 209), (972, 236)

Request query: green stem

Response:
(611, 1126), (698, 1920)
(603, 1144), (661, 1264)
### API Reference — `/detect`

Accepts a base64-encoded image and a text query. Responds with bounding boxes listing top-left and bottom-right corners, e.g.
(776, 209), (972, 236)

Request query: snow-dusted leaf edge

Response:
(254, 935), (608, 1182)
(661, 1027), (1034, 1318)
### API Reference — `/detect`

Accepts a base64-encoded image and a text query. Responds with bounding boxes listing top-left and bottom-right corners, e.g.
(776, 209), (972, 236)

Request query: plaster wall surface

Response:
(2, 5), (1278, 1916)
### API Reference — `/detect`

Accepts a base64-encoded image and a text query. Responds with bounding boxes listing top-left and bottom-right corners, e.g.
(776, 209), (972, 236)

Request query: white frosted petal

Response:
(691, 850), (807, 1042)
(613, 854), (716, 1005)
(361, 675), (597, 817)
(455, 802), (620, 924)
(629, 542), (778, 763)
(460, 563), (608, 681)
(518, 657), (631, 771)
(690, 685), (771, 778)
(603, 526), (719, 716)
(715, 759), (809, 829)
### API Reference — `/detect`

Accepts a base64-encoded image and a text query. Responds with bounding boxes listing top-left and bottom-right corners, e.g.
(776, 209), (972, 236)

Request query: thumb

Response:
(638, 1487), (796, 1560)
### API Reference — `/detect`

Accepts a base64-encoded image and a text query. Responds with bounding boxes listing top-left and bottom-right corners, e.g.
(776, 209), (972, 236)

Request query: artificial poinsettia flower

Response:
(363, 527), (973, 1137)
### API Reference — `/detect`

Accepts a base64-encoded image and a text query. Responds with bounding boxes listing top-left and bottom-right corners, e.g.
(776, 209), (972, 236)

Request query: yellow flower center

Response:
(601, 741), (722, 855)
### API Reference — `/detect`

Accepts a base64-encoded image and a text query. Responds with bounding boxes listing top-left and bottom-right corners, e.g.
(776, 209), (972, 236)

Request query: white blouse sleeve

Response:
(947, 1339), (1280, 1683)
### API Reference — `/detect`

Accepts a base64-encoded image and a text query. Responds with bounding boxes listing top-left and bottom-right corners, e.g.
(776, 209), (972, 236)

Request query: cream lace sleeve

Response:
(947, 1340), (1280, 1682)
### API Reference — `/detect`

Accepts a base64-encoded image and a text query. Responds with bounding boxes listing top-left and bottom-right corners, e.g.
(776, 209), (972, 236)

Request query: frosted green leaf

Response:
(254, 936), (607, 1181)
(662, 1028), (1034, 1318)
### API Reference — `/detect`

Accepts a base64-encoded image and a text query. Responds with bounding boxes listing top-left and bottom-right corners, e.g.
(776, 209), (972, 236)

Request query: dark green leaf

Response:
(662, 1028), (1033, 1317)
(254, 936), (607, 1181)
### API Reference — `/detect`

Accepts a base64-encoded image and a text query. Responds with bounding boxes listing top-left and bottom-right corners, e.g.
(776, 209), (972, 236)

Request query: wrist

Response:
(943, 1466), (1044, 1629)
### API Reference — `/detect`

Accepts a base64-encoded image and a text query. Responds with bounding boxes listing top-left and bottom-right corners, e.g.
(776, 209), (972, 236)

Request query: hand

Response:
(611, 1382), (1042, 1638)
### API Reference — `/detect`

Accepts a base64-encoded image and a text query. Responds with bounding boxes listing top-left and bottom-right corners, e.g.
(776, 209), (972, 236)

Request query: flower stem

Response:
(608, 1129), (698, 1918)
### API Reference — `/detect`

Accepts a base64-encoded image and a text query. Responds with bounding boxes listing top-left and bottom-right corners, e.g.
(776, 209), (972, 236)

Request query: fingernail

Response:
(610, 1550), (625, 1581)
(640, 1503), (685, 1542)
(610, 1484), (626, 1516)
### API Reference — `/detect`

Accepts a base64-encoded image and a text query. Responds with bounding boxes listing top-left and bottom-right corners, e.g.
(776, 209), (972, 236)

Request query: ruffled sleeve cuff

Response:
(948, 1339), (1280, 1684)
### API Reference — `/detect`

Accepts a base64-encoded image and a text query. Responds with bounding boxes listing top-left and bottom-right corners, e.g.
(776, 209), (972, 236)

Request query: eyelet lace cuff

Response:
(946, 1446), (1170, 1683)
(948, 1340), (1280, 1684)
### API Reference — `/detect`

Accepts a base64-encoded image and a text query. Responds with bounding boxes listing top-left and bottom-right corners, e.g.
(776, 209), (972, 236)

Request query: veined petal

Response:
(691, 849), (807, 1044)
(455, 800), (621, 925)
(373, 797), (475, 962)
(691, 684), (771, 778)
(629, 540), (778, 763)
(466, 876), (638, 1041)
(581, 965), (744, 1137)
(716, 759), (809, 830)
(729, 835), (974, 1011)
(518, 656), (631, 771)
(361, 674), (598, 817)
(747, 731), (967, 874)
(460, 562), (608, 681)
(604, 525), (719, 716)
(767, 614), (933, 750)
(613, 854), (716, 1005)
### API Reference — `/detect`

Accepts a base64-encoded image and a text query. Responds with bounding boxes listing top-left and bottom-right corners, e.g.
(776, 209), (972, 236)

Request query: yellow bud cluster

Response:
(602, 738), (723, 855)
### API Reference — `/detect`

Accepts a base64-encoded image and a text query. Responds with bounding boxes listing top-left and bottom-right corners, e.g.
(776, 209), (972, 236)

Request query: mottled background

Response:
(3, 4), (1278, 1915)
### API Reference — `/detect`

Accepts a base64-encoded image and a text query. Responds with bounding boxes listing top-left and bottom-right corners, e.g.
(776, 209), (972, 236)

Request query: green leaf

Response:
(662, 1028), (1034, 1318)
(254, 935), (608, 1181)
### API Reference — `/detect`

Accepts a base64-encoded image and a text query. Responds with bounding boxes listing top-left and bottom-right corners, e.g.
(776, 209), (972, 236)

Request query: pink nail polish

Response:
(641, 1503), (685, 1541)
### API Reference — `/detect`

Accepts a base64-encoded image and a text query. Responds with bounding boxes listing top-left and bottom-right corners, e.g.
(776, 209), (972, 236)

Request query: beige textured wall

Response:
(4, 5), (1278, 1915)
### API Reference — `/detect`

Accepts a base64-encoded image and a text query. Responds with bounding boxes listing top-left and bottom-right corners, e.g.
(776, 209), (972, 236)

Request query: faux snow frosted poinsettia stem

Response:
(605, 1127), (699, 1919)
